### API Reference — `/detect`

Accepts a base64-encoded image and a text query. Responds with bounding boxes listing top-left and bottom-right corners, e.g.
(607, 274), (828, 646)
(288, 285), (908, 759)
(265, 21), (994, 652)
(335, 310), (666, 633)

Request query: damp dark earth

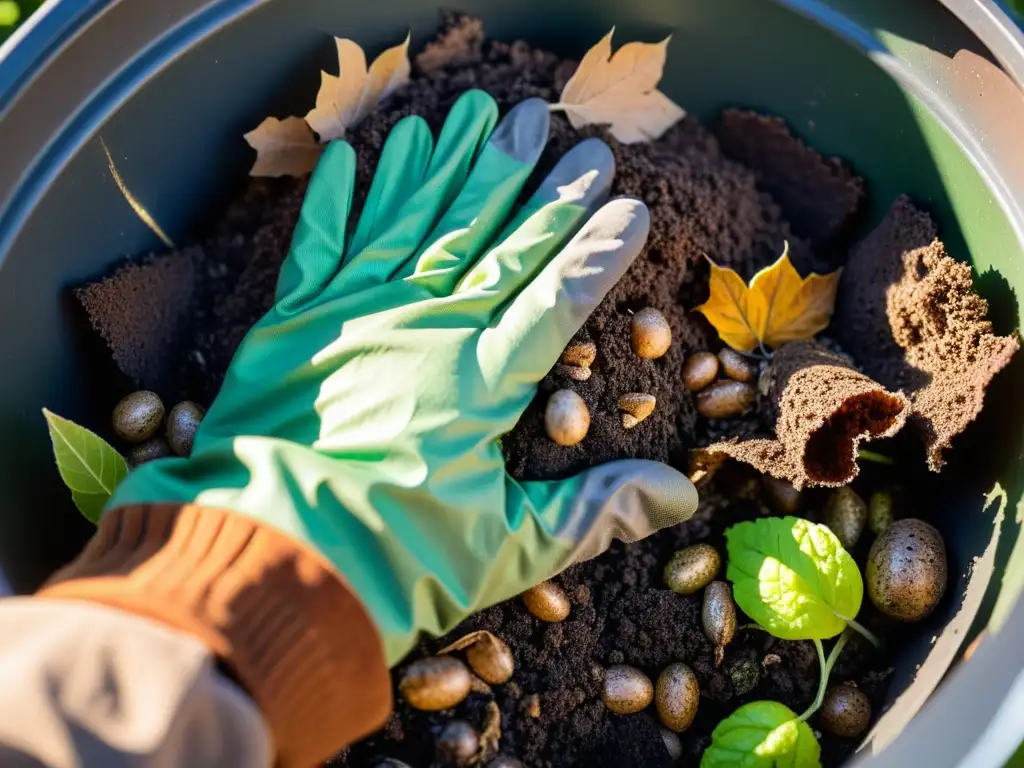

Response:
(73, 13), (1018, 768)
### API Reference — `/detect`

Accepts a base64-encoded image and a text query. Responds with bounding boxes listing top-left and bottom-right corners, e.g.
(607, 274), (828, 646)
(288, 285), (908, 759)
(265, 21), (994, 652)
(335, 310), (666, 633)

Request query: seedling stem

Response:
(799, 629), (851, 722)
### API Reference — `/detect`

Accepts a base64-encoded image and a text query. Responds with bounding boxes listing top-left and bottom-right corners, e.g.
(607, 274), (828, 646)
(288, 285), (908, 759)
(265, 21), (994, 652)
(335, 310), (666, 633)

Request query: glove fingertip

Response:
(550, 459), (698, 565)
(592, 458), (697, 522)
(549, 196), (651, 329)
(584, 196), (651, 259)
(317, 139), (357, 170)
(392, 114), (433, 147)
(574, 136), (616, 182)
(454, 88), (499, 122)
(491, 98), (551, 165)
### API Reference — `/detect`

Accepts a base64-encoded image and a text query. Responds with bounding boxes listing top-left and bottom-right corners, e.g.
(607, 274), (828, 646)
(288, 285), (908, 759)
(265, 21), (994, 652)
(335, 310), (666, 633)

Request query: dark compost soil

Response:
(74, 13), (1017, 768)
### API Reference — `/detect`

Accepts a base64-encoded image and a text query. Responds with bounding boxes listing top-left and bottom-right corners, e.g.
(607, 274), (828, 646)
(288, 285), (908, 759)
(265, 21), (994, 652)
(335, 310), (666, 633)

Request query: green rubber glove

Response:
(111, 89), (699, 665)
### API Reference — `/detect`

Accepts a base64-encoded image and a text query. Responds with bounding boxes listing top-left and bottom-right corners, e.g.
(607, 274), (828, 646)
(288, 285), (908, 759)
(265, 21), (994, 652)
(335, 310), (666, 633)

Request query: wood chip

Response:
(618, 392), (656, 429)
(478, 701), (502, 763)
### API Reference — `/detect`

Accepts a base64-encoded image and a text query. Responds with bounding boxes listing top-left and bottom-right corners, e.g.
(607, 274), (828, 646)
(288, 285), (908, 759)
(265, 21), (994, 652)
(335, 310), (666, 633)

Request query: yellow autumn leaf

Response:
(244, 116), (322, 178)
(695, 244), (842, 353)
(553, 27), (685, 144)
(305, 34), (411, 142)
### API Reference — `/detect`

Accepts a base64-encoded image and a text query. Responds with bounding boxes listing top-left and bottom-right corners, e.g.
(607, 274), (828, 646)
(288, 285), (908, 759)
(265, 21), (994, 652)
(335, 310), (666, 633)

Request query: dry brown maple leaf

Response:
(305, 34), (411, 142)
(552, 27), (685, 143)
(243, 116), (322, 178)
(695, 243), (842, 354)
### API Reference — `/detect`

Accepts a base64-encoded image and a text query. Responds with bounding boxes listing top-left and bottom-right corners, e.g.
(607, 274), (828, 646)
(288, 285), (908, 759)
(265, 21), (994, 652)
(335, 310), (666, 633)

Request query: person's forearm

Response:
(3, 503), (392, 768)
(0, 597), (271, 767)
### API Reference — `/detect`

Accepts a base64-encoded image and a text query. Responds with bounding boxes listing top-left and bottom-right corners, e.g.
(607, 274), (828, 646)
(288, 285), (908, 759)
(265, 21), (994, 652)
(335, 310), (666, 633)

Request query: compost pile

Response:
(74, 13), (1019, 768)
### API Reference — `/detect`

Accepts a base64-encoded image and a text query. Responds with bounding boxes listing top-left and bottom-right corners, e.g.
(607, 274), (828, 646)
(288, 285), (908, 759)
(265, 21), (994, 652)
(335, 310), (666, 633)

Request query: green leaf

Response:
(70, 490), (112, 523)
(0, 2), (19, 27)
(701, 701), (821, 768)
(725, 516), (863, 640)
(43, 409), (128, 523)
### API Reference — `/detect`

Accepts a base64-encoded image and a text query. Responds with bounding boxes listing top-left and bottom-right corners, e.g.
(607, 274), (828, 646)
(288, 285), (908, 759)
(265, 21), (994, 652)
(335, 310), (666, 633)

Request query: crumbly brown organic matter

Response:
(699, 341), (909, 488)
(715, 109), (865, 250)
(835, 196), (1020, 470)
(77, 179), (310, 405)
(75, 248), (199, 392)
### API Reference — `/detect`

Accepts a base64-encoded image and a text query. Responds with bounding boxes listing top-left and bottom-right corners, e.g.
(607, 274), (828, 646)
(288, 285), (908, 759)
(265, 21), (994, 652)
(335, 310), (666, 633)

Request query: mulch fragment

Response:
(74, 248), (199, 393)
(834, 196), (1019, 470)
(715, 109), (865, 248)
(698, 340), (909, 488)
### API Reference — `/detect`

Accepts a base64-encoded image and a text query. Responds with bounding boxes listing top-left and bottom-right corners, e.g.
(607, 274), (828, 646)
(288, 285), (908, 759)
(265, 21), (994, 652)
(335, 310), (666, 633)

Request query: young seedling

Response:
(725, 516), (880, 722)
(701, 700), (820, 767)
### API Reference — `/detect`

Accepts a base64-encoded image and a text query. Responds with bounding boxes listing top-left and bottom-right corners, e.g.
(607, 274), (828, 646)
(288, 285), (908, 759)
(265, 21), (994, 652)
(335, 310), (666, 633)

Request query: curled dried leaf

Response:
(305, 35), (411, 142)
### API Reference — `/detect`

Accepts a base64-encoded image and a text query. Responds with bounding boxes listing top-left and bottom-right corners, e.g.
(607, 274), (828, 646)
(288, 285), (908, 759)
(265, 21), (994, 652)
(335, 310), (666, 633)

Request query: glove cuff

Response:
(38, 503), (392, 768)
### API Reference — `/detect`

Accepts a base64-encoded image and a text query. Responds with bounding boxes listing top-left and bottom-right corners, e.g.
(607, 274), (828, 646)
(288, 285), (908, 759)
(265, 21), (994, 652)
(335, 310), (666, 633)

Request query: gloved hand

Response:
(110, 89), (698, 665)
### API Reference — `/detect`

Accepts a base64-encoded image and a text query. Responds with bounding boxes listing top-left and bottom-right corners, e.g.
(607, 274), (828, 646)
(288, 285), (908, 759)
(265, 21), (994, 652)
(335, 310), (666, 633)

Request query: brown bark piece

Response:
(834, 196), (1020, 471)
(701, 341), (909, 488)
(715, 109), (865, 246)
(75, 248), (199, 392)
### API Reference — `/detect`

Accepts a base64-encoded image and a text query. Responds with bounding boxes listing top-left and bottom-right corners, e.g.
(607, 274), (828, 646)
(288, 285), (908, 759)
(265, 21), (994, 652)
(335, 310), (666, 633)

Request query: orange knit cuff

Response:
(38, 503), (392, 768)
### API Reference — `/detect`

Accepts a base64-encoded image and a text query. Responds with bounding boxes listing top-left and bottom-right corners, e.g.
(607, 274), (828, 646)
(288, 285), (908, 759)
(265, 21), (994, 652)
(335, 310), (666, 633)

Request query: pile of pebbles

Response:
(543, 308), (761, 448)
(111, 390), (205, 464)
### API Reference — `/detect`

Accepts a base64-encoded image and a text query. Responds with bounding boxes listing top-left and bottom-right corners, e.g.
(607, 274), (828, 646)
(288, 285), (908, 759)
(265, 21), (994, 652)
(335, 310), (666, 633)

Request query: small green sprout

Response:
(43, 409), (127, 523)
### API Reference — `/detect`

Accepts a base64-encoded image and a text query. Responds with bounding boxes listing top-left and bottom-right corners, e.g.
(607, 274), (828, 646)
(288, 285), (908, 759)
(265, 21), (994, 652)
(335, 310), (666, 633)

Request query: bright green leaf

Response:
(43, 409), (128, 523)
(701, 700), (821, 768)
(71, 490), (112, 523)
(725, 516), (863, 640)
(0, 2), (19, 27)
